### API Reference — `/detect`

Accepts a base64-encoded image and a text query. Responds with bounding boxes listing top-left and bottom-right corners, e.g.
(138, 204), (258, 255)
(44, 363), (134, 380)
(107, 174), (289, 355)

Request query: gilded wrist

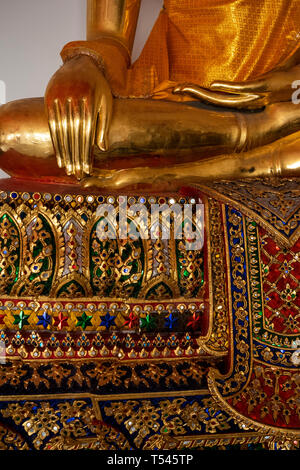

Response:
(62, 50), (106, 73)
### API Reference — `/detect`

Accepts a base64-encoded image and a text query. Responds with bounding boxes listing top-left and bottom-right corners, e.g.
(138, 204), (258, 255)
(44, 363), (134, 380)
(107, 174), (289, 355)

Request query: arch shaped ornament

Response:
(53, 272), (93, 298)
(87, 215), (147, 299)
(14, 208), (64, 297)
(0, 206), (25, 296)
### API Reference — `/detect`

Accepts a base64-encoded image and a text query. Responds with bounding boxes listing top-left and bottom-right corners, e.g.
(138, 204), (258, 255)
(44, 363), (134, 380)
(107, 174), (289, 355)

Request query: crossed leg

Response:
(0, 96), (300, 185)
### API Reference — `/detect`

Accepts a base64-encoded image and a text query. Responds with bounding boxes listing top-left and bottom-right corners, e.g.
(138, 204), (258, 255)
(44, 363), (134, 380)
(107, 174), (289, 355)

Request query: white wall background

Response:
(0, 0), (163, 102)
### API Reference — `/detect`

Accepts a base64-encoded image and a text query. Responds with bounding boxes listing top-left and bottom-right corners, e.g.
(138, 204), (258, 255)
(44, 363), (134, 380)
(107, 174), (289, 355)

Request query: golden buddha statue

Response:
(0, 0), (300, 189)
(0, 3), (299, 448)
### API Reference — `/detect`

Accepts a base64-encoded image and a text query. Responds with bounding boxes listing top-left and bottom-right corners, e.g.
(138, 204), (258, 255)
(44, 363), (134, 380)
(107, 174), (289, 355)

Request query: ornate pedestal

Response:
(0, 178), (298, 450)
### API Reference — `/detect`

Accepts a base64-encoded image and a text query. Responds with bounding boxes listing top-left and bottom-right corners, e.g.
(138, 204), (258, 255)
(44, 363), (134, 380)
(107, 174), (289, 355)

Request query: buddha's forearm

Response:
(105, 100), (300, 159)
(1, 97), (300, 181)
(61, 0), (141, 88)
(86, 0), (141, 57)
(105, 100), (241, 158)
(0, 98), (241, 162)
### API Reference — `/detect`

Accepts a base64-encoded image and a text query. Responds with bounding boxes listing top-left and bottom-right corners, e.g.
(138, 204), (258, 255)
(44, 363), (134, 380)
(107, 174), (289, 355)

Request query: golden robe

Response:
(61, 0), (300, 101)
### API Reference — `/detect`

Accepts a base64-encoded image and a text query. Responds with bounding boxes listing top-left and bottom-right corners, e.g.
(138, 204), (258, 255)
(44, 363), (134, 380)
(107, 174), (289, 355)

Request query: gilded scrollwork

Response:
(0, 191), (211, 306)
(101, 396), (233, 449)
(199, 178), (300, 247)
(208, 207), (300, 440)
(0, 399), (131, 450)
(0, 182), (298, 449)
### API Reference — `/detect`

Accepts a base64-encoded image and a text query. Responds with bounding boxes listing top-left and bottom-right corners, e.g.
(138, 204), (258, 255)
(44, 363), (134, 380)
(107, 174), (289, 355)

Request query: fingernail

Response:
(83, 163), (90, 175)
(56, 157), (63, 168)
(99, 137), (107, 152)
(66, 164), (73, 176)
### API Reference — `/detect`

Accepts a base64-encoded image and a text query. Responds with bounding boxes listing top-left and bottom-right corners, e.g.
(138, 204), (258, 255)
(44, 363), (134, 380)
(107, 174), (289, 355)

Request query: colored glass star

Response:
(123, 312), (138, 329)
(54, 312), (68, 330)
(13, 311), (30, 329)
(37, 311), (52, 329)
(187, 312), (201, 330)
(165, 313), (178, 330)
(76, 312), (93, 329)
(140, 314), (156, 332)
(100, 313), (116, 330)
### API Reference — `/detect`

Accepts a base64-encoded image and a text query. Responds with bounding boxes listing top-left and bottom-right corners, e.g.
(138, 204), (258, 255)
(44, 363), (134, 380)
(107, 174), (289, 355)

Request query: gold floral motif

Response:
(204, 199), (229, 353)
(42, 363), (73, 387)
(0, 399), (131, 450)
(46, 428), (131, 450)
(20, 216), (54, 295)
(143, 432), (298, 450)
(103, 396), (233, 448)
(0, 359), (208, 392)
(0, 361), (27, 387)
(0, 423), (29, 450)
(259, 229), (299, 337)
(199, 178), (300, 247)
(0, 214), (20, 294)
(231, 365), (300, 426)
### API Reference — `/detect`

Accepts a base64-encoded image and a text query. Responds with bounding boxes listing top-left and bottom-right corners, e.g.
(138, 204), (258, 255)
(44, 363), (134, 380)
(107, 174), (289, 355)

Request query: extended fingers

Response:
(64, 99), (76, 176)
(48, 98), (95, 179)
(47, 99), (75, 176)
(96, 85), (113, 152)
(54, 99), (74, 175)
(210, 78), (267, 94)
(173, 83), (265, 109)
(48, 100), (70, 173)
(48, 108), (63, 169)
(80, 98), (95, 177)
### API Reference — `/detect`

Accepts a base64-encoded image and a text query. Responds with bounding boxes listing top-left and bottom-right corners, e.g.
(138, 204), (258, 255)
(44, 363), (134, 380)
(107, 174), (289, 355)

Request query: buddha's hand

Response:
(174, 65), (300, 110)
(45, 55), (113, 179)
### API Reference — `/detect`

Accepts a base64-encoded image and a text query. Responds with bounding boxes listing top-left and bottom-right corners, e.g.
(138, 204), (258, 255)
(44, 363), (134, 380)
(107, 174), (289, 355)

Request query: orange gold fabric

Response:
(61, 0), (300, 101)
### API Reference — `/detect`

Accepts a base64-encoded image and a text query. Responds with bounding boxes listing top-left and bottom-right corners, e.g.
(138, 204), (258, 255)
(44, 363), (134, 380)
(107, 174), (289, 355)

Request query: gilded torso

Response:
(126, 0), (300, 98)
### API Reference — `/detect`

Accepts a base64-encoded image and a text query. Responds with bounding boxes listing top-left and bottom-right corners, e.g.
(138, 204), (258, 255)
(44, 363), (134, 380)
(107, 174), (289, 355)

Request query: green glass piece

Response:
(76, 312), (93, 329)
(13, 310), (30, 329)
(140, 314), (156, 332)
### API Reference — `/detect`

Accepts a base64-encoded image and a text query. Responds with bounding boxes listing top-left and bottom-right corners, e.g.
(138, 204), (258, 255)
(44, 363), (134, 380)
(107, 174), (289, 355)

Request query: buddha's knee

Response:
(0, 98), (52, 156)
(0, 98), (69, 182)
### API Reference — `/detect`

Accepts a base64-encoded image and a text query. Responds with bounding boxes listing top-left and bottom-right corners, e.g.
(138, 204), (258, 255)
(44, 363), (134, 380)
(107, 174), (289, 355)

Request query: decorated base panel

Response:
(0, 178), (298, 450)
